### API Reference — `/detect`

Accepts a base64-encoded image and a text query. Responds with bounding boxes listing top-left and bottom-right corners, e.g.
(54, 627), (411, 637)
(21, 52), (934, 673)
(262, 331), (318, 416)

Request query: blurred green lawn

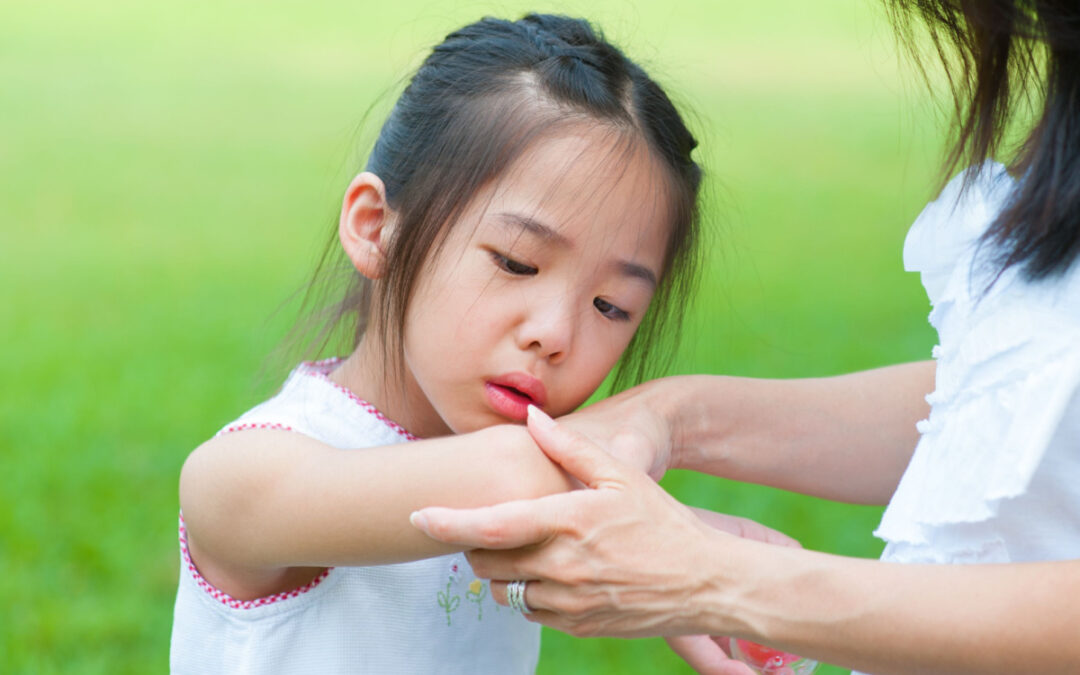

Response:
(2, 0), (946, 672)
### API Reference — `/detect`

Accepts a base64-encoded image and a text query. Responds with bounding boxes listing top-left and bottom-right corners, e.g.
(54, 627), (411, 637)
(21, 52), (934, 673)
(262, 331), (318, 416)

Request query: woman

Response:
(410, 3), (1080, 673)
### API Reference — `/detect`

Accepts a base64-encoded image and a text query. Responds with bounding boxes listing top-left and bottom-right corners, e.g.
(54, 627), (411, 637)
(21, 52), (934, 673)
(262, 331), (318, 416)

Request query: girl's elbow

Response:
(179, 441), (225, 516)
(178, 440), (256, 554)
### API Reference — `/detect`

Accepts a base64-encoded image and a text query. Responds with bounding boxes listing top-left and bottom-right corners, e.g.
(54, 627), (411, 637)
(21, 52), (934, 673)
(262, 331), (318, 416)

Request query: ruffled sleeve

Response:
(902, 160), (1015, 305)
(876, 163), (1080, 562)
(876, 326), (1080, 547)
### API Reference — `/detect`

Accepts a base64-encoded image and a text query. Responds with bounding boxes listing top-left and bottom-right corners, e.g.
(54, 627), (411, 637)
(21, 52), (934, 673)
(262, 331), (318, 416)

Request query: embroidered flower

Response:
(466, 579), (488, 621)
(437, 581), (460, 627)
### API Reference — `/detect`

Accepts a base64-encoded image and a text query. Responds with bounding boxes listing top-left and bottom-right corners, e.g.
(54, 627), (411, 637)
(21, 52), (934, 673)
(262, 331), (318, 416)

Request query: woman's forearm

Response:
(711, 537), (1080, 674)
(414, 396), (1079, 675)
(646, 361), (935, 503)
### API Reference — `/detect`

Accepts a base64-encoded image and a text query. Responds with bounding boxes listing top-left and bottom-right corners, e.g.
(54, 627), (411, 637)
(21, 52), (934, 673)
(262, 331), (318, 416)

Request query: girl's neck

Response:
(328, 336), (452, 440)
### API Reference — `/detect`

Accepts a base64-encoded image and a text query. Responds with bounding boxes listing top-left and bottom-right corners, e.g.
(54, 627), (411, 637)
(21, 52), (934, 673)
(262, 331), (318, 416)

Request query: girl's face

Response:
(400, 127), (671, 436)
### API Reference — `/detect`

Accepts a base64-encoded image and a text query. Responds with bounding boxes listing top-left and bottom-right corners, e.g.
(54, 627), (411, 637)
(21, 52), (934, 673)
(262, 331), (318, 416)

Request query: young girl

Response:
(171, 13), (703, 675)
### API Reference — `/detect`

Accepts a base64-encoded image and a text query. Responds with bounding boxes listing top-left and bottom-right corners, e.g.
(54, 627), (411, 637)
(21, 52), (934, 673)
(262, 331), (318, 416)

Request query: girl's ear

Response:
(339, 172), (397, 280)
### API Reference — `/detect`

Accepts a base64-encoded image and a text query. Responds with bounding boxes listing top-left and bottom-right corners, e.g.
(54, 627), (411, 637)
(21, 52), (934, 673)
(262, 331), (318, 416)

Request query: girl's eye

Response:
(491, 251), (538, 276)
(593, 297), (630, 321)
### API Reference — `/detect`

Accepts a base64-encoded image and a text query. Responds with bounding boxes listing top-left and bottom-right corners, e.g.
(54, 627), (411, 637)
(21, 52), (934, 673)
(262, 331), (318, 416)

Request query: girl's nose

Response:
(516, 297), (575, 365)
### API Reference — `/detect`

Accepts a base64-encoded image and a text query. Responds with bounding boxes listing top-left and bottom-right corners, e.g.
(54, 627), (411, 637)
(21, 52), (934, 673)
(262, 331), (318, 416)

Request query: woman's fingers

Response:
(526, 405), (630, 489)
(666, 635), (757, 675)
(687, 507), (801, 549)
(417, 406), (732, 639)
(488, 578), (539, 610)
(411, 492), (571, 549)
(413, 406), (640, 549)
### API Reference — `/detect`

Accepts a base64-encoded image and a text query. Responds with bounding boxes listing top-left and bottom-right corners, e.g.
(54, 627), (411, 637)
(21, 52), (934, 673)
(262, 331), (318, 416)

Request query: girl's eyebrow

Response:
(496, 212), (572, 247)
(497, 211), (657, 288)
(618, 261), (657, 289)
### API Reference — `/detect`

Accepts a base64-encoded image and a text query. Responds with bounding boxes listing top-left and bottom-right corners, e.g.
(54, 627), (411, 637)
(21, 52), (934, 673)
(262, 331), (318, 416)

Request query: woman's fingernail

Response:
(409, 510), (429, 532)
(527, 404), (556, 430)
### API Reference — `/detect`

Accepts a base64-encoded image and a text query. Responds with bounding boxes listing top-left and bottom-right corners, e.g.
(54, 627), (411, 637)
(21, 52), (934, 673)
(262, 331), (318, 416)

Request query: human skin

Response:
(339, 129), (670, 439)
(179, 126), (673, 601)
(412, 368), (1080, 674)
(554, 361), (936, 503)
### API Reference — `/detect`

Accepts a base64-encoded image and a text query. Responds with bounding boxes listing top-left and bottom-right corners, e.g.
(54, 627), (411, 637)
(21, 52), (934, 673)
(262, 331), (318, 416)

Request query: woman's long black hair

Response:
(888, 0), (1080, 280)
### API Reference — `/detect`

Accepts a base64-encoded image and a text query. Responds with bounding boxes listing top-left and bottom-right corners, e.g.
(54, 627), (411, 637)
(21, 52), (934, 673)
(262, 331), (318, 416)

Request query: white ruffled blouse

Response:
(875, 162), (1080, 565)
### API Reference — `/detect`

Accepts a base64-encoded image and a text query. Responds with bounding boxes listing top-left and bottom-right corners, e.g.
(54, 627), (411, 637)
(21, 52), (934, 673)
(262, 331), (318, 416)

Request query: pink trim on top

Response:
(216, 421), (294, 437)
(178, 514), (331, 610)
(181, 358), (410, 609)
(303, 359), (419, 441)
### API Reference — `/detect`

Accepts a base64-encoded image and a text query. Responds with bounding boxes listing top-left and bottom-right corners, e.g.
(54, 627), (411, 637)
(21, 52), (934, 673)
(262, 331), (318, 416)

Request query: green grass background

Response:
(2, 0), (949, 672)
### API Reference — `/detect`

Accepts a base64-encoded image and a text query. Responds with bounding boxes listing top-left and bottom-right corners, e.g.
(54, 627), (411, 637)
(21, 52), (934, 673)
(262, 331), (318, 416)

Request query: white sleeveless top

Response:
(170, 359), (541, 675)
(853, 164), (1080, 671)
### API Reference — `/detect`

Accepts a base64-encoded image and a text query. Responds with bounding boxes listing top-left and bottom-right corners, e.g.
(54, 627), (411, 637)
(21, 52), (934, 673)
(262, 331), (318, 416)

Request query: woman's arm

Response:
(415, 410), (1080, 675)
(715, 542), (1080, 675)
(564, 361), (935, 504)
(178, 424), (574, 599)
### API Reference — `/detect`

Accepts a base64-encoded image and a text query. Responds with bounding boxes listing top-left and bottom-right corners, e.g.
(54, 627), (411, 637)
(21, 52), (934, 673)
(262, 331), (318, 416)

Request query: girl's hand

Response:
(410, 405), (754, 639)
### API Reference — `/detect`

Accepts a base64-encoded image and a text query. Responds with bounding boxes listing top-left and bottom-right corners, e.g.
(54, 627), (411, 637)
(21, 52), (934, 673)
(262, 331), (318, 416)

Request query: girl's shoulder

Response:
(214, 359), (417, 450)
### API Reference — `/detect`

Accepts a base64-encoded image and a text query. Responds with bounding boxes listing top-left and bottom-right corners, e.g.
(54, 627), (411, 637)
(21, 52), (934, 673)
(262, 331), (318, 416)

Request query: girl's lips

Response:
(485, 383), (532, 421)
(484, 373), (547, 422)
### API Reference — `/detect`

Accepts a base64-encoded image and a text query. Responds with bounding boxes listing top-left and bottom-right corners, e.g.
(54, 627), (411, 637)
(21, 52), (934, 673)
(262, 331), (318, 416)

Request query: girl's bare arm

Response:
(178, 425), (573, 599)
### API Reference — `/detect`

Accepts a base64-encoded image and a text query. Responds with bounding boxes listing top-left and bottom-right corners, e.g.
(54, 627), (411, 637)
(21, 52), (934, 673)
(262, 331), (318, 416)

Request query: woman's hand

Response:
(667, 509), (802, 674)
(411, 399), (1080, 674)
(665, 636), (757, 675)
(557, 379), (675, 480)
(410, 405), (749, 639)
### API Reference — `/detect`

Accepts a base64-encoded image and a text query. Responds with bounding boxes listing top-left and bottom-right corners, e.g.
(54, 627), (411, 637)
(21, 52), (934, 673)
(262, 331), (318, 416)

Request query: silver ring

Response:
(507, 580), (531, 614)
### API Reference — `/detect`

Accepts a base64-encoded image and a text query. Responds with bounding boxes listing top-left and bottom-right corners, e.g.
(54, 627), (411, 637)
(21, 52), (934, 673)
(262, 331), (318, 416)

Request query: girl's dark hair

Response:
(302, 13), (701, 392)
(887, 0), (1080, 280)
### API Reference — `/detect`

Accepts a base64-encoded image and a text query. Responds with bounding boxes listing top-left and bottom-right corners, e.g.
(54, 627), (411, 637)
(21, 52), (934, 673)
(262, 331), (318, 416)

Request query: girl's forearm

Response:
(646, 361), (935, 503)
(712, 538), (1080, 674)
(179, 425), (572, 574)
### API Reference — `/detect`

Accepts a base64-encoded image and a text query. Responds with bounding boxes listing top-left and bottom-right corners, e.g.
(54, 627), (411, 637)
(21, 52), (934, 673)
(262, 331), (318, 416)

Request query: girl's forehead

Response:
(485, 127), (670, 230)
(505, 127), (655, 184)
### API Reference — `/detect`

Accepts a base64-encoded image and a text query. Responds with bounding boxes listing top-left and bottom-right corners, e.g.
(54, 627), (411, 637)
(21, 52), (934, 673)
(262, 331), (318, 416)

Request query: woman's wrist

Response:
(639, 375), (734, 474)
(683, 530), (765, 638)
(688, 534), (825, 648)
(696, 538), (886, 669)
(614, 376), (691, 476)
